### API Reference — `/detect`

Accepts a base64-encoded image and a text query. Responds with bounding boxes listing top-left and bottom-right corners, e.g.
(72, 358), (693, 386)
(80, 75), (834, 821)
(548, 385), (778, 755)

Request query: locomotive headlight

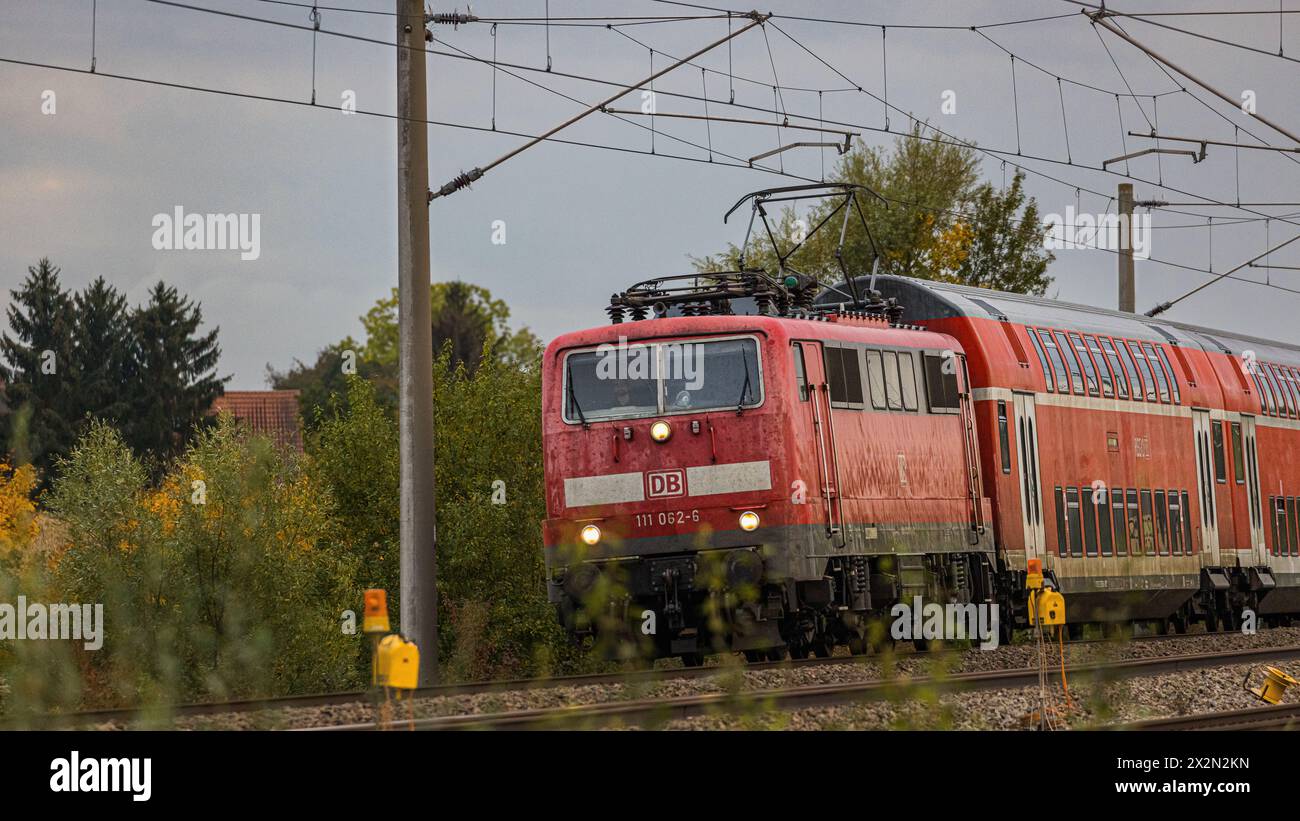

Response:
(580, 524), (602, 546)
(738, 511), (760, 532)
(649, 420), (672, 442)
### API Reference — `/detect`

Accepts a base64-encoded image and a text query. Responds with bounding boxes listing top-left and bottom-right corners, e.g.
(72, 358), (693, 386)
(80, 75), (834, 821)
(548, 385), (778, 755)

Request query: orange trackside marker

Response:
(363, 589), (390, 635)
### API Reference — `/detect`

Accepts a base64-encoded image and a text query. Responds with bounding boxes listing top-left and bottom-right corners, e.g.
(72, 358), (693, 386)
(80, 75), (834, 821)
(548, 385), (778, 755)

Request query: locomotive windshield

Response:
(564, 336), (762, 423)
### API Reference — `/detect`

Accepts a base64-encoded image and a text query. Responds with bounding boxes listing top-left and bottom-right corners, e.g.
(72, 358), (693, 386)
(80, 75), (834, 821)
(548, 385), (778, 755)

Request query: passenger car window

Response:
(1029, 330), (1054, 392)
(1055, 331), (1085, 395)
(1085, 335), (1114, 397)
(1098, 337), (1130, 399)
(1069, 333), (1100, 396)
(1037, 329), (1071, 393)
(1115, 340), (1145, 400)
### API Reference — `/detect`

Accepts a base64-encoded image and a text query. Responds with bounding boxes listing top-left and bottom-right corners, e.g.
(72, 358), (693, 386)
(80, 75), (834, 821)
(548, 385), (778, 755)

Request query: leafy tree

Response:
(47, 418), (361, 706)
(360, 281), (542, 373)
(0, 259), (77, 474)
(70, 277), (135, 430)
(270, 281), (542, 424)
(946, 173), (1053, 294)
(693, 124), (1053, 295)
(128, 282), (228, 466)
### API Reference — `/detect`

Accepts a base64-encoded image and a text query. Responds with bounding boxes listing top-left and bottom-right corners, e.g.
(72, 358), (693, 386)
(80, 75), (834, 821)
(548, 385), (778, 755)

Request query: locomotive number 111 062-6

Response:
(635, 510), (701, 528)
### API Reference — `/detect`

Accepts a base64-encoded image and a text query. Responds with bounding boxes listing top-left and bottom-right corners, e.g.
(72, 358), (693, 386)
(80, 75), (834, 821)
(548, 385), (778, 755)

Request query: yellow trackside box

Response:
(1029, 589), (1066, 626)
(376, 634), (420, 690)
(363, 589), (390, 635)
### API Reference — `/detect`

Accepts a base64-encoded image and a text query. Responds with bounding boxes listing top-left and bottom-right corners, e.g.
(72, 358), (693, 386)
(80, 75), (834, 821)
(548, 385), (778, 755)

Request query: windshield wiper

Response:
(735, 348), (753, 414)
(567, 363), (589, 428)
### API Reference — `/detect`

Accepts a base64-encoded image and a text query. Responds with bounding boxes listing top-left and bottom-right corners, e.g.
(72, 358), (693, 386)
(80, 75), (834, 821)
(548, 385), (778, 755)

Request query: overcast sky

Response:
(3, 0), (1299, 388)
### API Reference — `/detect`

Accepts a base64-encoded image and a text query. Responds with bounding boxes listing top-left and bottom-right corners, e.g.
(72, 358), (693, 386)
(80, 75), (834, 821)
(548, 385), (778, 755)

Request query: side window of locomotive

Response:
(922, 352), (960, 413)
(1212, 421), (1226, 483)
(1028, 329), (1054, 392)
(1098, 337), (1130, 400)
(866, 350), (887, 410)
(898, 352), (919, 411)
(1053, 331), (1085, 395)
(1084, 335), (1114, 397)
(883, 351), (903, 411)
(1115, 339), (1145, 401)
(792, 343), (810, 402)
(1069, 333), (1100, 396)
(1036, 329), (1070, 393)
(1230, 421), (1246, 484)
(1140, 342), (1171, 403)
(824, 345), (864, 409)
(997, 401), (1011, 474)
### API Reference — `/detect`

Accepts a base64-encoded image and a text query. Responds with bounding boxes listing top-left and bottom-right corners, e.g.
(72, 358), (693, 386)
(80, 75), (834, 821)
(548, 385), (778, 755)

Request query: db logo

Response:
(647, 469), (686, 498)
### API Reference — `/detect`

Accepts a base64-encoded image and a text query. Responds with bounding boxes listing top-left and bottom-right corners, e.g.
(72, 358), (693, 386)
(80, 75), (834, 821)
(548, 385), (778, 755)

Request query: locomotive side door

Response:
(1191, 409), (1222, 563)
(793, 341), (841, 539)
(1011, 391), (1045, 560)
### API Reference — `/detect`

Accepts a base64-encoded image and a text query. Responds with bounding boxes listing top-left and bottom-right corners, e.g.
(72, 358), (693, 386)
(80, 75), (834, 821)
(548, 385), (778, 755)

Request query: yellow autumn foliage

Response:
(0, 461), (40, 558)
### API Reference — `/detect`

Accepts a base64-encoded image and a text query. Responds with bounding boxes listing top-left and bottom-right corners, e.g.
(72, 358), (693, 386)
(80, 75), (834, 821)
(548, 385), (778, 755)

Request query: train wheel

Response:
(812, 639), (833, 658)
(680, 652), (705, 667)
(789, 643), (809, 660)
(848, 636), (868, 656)
(743, 650), (765, 664)
(766, 646), (789, 662)
(1205, 609), (1219, 633)
(912, 638), (929, 652)
(1066, 623), (1083, 641)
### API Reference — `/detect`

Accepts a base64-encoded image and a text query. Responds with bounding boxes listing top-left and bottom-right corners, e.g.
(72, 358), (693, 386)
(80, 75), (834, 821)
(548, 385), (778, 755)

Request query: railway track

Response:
(301, 644), (1300, 731)
(1120, 703), (1300, 731)
(14, 630), (1292, 729)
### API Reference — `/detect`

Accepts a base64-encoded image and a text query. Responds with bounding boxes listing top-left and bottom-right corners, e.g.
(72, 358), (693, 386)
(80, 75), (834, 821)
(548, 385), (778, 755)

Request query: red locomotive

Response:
(540, 185), (1298, 663)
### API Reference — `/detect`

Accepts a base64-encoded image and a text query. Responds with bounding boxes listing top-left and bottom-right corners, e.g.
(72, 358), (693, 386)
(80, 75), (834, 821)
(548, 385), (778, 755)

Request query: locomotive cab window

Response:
(922, 352), (960, 412)
(562, 336), (762, 423)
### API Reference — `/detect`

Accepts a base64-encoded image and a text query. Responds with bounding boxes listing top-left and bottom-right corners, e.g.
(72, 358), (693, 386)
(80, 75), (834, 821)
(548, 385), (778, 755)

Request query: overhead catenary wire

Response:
(141, 0), (1299, 234)
(18, 0), (1300, 314)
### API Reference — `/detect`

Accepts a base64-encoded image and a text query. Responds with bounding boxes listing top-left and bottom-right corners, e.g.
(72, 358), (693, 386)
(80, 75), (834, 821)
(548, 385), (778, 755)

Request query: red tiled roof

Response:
(211, 390), (303, 451)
